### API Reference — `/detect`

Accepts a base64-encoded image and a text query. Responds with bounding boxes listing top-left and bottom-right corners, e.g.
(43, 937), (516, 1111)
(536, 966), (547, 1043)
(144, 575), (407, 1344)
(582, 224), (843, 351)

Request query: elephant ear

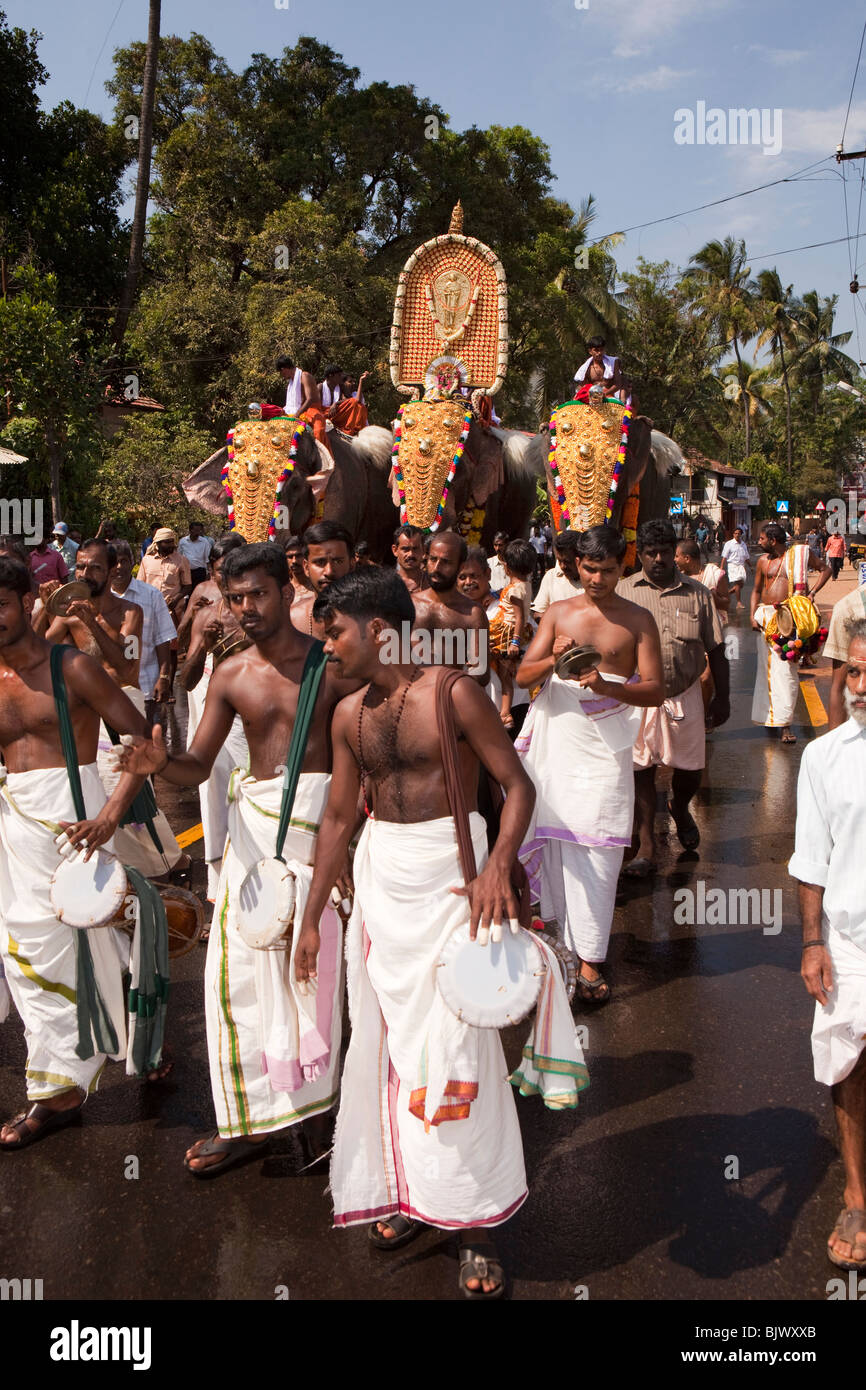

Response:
(183, 447), (228, 516)
(463, 424), (504, 505)
(624, 415), (654, 490)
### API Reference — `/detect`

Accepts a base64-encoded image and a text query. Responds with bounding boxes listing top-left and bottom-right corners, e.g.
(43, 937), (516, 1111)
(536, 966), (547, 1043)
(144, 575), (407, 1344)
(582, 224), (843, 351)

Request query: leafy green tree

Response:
(0, 269), (104, 522)
(755, 269), (800, 487)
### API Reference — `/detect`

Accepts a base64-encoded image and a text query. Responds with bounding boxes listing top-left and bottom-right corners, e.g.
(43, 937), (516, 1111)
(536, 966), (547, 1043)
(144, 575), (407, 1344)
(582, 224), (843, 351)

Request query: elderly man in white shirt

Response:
(111, 539), (177, 704)
(532, 530), (583, 617)
(790, 617), (866, 1272)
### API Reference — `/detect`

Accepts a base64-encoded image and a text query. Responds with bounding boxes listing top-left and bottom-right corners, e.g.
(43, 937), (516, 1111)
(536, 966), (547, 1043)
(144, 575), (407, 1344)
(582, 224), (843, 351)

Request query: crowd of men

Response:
(0, 505), (865, 1292)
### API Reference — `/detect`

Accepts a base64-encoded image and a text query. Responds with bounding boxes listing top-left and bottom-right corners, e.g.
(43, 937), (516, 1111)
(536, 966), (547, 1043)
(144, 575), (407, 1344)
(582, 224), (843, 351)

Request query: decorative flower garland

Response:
(391, 406), (473, 532)
(457, 499), (487, 546)
(425, 281), (480, 345)
(544, 397), (633, 528)
(223, 416), (308, 539)
(769, 624), (828, 661)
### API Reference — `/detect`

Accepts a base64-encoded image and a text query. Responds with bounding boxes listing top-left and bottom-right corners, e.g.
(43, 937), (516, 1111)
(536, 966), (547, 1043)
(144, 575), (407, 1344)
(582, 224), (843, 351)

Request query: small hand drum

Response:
(111, 883), (204, 958)
(237, 858), (297, 950)
(534, 929), (578, 1004)
(553, 644), (601, 680)
(437, 924), (547, 1028)
(50, 848), (128, 928)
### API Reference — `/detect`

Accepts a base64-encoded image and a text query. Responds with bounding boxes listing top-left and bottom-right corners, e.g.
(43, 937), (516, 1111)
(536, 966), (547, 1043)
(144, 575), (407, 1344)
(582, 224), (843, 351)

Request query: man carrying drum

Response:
(114, 543), (359, 1178)
(0, 556), (159, 1148)
(294, 567), (586, 1300)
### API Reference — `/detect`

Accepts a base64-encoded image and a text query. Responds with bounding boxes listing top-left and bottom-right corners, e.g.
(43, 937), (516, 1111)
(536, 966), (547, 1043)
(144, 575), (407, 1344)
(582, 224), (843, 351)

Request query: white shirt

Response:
(721, 539), (749, 565)
(489, 556), (508, 593)
(532, 563), (583, 616)
(823, 586), (866, 664)
(529, 535), (545, 555)
(112, 576), (177, 696)
(789, 717), (866, 951)
(699, 563), (724, 592)
(178, 534), (212, 569)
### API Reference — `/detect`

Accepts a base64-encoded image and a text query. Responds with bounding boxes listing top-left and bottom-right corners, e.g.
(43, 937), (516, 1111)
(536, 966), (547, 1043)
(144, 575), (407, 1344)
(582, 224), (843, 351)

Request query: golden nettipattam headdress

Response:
(223, 406), (309, 542)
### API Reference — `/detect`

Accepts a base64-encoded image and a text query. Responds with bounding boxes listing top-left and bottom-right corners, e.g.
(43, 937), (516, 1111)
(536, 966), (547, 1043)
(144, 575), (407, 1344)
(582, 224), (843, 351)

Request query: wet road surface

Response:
(0, 576), (852, 1301)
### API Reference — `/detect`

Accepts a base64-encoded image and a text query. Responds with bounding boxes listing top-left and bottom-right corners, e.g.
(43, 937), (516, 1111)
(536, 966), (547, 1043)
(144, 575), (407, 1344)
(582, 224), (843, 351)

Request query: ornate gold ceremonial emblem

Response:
(224, 414), (305, 542)
(548, 400), (631, 530)
(392, 400), (472, 531)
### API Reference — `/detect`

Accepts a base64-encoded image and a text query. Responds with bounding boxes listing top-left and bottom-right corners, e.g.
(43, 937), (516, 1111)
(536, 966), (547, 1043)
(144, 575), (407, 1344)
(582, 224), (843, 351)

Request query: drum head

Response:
(775, 604), (794, 638)
(237, 858), (296, 949)
(161, 885), (204, 958)
(437, 925), (546, 1028)
(554, 644), (601, 680)
(50, 849), (128, 929)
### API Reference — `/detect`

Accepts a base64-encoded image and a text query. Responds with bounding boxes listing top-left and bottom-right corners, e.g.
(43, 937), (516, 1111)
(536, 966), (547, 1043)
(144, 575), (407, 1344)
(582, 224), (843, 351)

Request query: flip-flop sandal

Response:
(828, 1207), (866, 1270)
(668, 801), (700, 851)
(0, 1101), (83, 1151)
(368, 1214), (424, 1250)
(458, 1239), (505, 1300)
(623, 856), (655, 878)
(575, 968), (610, 1006)
(184, 1132), (271, 1180)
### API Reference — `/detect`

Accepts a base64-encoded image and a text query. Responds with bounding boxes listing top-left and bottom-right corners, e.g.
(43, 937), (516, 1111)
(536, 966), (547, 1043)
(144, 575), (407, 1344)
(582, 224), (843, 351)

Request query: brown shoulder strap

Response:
(435, 666), (477, 886)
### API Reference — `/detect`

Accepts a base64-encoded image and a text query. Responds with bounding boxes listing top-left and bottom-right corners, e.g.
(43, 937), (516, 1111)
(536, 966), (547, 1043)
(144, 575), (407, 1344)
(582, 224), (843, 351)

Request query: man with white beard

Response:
(789, 618), (866, 1272)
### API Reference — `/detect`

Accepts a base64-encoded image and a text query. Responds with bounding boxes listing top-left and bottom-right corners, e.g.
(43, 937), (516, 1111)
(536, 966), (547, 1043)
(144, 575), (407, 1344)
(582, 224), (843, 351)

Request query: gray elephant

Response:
(183, 423), (396, 559)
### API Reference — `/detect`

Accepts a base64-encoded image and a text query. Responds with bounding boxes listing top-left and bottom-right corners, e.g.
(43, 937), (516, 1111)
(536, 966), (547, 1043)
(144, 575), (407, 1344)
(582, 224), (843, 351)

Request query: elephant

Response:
(183, 422), (397, 559)
(501, 416), (681, 534)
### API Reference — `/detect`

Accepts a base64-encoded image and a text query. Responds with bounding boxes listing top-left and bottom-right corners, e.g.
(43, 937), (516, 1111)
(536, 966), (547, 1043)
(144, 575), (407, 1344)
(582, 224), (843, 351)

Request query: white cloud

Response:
(603, 0), (731, 56)
(747, 44), (808, 66)
(620, 65), (695, 93)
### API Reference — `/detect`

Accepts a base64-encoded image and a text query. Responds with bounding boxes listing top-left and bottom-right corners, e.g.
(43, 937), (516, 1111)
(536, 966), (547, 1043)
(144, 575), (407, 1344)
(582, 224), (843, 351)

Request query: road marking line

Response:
(800, 680), (827, 727)
(176, 822), (204, 848)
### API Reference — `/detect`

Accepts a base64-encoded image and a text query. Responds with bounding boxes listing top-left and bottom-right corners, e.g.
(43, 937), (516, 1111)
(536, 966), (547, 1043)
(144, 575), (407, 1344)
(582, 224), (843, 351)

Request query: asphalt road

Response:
(0, 572), (851, 1302)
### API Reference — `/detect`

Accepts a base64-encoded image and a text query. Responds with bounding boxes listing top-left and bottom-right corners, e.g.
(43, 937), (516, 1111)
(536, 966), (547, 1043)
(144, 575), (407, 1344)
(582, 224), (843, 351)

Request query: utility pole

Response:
(112, 0), (160, 357)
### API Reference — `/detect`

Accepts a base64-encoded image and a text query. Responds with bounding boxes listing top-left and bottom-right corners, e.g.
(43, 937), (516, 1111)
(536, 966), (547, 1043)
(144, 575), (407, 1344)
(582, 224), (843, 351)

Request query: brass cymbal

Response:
(46, 580), (92, 617)
(553, 644), (602, 680)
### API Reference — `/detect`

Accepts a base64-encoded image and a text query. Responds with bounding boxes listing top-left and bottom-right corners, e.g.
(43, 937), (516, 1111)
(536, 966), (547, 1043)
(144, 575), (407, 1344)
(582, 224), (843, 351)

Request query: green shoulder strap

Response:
(50, 645), (87, 821)
(274, 640), (329, 863)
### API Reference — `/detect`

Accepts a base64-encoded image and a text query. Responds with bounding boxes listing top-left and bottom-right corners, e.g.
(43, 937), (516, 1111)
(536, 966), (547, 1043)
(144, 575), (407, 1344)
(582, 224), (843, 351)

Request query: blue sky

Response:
(11, 0), (866, 365)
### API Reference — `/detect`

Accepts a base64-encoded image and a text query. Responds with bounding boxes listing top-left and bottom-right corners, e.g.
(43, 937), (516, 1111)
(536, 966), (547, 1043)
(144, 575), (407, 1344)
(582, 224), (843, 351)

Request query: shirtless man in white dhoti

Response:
(45, 537), (187, 877)
(295, 567), (587, 1299)
(790, 620), (866, 1271)
(516, 525), (663, 1004)
(751, 522), (829, 746)
(0, 557), (156, 1148)
(178, 535), (249, 902)
(115, 543), (359, 1178)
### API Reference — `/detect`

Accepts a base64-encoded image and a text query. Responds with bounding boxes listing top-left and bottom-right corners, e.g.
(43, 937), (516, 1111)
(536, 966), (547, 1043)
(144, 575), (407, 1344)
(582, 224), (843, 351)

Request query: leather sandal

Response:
(368, 1214), (424, 1250)
(184, 1132), (270, 1179)
(828, 1207), (866, 1270)
(458, 1238), (505, 1299)
(0, 1100), (83, 1150)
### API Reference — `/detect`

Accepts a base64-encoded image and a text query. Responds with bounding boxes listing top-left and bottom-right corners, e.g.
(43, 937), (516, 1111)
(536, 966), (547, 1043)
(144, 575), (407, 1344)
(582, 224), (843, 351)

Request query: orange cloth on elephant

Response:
(300, 406), (333, 457)
(329, 397), (369, 435)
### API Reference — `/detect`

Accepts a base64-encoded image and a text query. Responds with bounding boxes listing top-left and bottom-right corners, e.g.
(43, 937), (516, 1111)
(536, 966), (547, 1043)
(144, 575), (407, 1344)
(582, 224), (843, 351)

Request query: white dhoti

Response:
(205, 770), (342, 1137)
(97, 686), (183, 876)
(331, 815), (587, 1230)
(0, 765), (128, 1100)
(517, 674), (640, 964)
(811, 925), (866, 1086)
(751, 605), (799, 728)
(187, 658), (249, 900)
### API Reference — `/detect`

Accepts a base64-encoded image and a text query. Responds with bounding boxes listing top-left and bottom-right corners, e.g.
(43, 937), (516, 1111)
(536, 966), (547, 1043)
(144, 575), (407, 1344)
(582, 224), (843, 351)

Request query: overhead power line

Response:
(586, 158), (836, 246)
(841, 12), (866, 149)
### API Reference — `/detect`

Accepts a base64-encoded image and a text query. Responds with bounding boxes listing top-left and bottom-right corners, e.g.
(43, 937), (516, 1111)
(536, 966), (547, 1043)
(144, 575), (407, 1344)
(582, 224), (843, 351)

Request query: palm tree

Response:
(721, 359), (773, 445)
(113, 0), (161, 356)
(684, 238), (757, 453)
(788, 290), (858, 413)
(755, 268), (800, 484)
(528, 197), (624, 422)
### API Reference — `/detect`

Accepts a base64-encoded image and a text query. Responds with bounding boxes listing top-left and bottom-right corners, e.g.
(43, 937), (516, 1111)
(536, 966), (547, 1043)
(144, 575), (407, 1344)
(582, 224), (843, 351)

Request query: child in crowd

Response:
(488, 538), (536, 728)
